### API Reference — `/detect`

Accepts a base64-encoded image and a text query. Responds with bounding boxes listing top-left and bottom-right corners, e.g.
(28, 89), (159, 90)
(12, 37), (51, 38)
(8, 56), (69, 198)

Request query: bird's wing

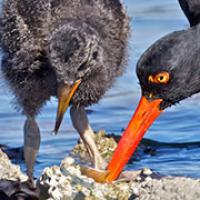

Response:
(1, 0), (52, 73)
(15, 0), (51, 39)
(179, 0), (200, 27)
(1, 0), (51, 52)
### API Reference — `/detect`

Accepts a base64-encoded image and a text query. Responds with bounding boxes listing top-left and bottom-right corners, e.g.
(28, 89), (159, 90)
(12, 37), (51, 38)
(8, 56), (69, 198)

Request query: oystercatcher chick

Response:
(0, 0), (129, 181)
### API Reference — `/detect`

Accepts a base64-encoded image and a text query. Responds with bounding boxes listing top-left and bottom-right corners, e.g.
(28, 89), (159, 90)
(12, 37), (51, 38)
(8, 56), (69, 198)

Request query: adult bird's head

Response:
(104, 9), (200, 182)
(136, 28), (200, 110)
(49, 21), (103, 134)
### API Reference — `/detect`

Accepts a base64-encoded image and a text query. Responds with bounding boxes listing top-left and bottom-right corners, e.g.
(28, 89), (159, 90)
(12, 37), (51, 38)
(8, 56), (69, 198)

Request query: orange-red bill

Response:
(105, 96), (163, 182)
(53, 79), (81, 135)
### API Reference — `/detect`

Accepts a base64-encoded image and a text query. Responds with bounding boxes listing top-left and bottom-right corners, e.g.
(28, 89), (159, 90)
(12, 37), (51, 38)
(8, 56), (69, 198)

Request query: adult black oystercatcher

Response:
(0, 0), (129, 180)
(88, 0), (200, 182)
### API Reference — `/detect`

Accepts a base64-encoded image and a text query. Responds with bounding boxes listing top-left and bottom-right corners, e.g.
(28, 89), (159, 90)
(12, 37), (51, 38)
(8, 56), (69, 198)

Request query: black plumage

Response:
(179, 0), (200, 27)
(1, 0), (129, 116)
(0, 0), (130, 180)
(137, 0), (200, 109)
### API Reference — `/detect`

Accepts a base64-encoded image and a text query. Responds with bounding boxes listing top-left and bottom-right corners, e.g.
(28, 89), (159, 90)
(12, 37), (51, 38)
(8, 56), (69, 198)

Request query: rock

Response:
(71, 130), (117, 165)
(0, 149), (39, 200)
(135, 177), (200, 200)
(38, 154), (200, 200)
(2, 133), (200, 200)
(0, 149), (27, 181)
(38, 157), (136, 200)
(141, 168), (153, 176)
(41, 132), (200, 200)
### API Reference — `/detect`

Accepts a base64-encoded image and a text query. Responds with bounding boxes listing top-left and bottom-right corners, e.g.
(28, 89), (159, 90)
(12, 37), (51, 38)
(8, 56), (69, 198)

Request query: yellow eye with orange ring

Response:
(148, 71), (170, 84)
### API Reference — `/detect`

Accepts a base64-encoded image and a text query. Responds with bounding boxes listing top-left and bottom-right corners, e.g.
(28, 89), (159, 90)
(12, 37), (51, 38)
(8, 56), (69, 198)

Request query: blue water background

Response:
(1, 0), (200, 178)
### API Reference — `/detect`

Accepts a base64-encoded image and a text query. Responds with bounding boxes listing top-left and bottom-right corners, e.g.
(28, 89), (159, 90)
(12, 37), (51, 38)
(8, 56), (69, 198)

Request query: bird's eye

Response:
(148, 71), (170, 84)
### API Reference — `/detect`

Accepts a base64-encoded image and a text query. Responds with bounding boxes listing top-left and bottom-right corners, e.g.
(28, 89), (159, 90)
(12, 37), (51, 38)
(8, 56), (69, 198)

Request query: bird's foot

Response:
(26, 168), (38, 189)
(27, 176), (37, 189)
(93, 153), (107, 170)
(82, 137), (107, 170)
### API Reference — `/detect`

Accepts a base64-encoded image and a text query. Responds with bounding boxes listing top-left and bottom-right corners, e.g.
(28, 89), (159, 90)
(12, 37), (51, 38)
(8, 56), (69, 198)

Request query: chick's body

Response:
(1, 0), (129, 116)
(0, 0), (130, 180)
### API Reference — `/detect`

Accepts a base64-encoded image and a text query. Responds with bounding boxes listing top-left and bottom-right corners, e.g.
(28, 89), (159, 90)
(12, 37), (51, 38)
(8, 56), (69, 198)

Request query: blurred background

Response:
(1, 0), (200, 178)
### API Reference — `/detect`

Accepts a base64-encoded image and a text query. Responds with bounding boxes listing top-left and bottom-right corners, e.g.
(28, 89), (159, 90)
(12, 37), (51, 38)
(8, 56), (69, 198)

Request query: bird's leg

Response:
(70, 105), (107, 170)
(79, 136), (94, 162)
(23, 117), (40, 183)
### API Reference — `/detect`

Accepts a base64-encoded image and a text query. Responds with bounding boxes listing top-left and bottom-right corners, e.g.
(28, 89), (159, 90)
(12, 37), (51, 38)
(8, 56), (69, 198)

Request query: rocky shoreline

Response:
(1, 132), (200, 200)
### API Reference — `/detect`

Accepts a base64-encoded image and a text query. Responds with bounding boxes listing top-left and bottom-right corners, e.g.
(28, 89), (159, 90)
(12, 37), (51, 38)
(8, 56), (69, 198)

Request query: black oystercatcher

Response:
(90, 0), (200, 182)
(0, 0), (129, 181)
